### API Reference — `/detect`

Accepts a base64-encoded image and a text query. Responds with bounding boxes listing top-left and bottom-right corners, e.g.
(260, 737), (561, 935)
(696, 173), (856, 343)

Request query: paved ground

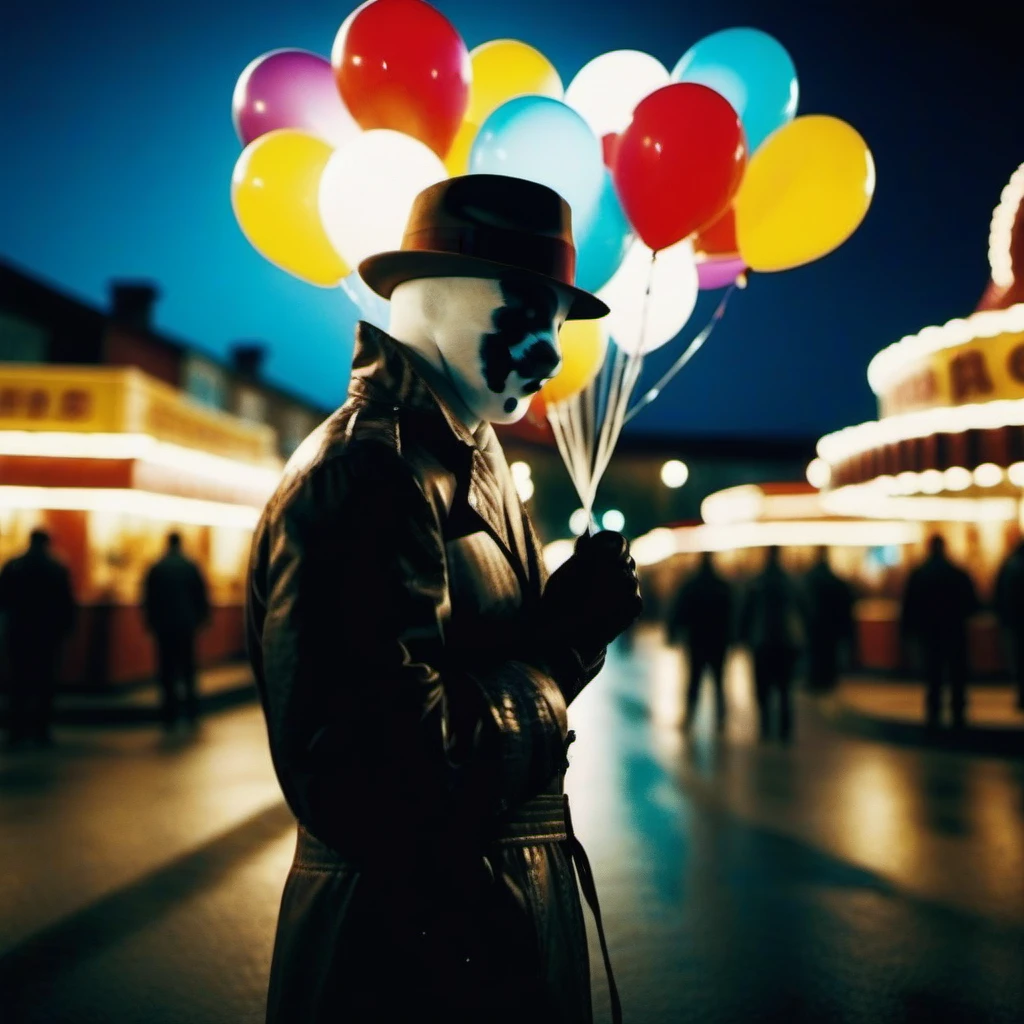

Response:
(838, 677), (1023, 729)
(1, 633), (1022, 1023)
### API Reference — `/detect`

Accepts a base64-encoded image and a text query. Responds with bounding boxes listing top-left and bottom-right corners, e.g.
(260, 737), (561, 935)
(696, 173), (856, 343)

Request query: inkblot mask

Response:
(391, 275), (571, 425)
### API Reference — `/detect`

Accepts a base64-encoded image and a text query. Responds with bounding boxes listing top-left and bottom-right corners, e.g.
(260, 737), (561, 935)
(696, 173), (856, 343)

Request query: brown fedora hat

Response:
(358, 174), (609, 321)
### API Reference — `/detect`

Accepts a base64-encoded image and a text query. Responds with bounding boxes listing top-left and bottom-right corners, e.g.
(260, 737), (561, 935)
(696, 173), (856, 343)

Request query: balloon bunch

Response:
(229, 7), (876, 523)
(536, 29), (875, 525)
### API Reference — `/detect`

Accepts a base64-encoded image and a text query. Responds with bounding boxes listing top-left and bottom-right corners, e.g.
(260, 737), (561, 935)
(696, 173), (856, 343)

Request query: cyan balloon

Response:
(470, 95), (604, 225)
(341, 270), (391, 330)
(671, 28), (798, 152)
(574, 170), (633, 293)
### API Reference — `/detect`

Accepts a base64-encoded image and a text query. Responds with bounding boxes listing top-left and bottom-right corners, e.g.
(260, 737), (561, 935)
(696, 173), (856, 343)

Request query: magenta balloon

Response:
(697, 255), (746, 290)
(232, 49), (359, 148)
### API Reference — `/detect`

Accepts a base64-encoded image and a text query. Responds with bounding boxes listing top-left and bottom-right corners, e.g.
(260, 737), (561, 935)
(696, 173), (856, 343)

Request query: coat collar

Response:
(347, 322), (541, 597)
(348, 321), (482, 450)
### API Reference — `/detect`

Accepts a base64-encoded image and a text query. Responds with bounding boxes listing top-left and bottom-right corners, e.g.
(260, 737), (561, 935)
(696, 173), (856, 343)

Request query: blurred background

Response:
(1, 1), (1023, 1022)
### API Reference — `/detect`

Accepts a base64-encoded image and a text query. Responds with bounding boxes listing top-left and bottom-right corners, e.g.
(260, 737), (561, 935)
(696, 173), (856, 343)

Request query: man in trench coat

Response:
(246, 175), (642, 1023)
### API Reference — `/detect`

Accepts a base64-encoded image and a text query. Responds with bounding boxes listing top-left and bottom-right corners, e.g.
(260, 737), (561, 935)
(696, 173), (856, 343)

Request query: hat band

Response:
(402, 225), (576, 288)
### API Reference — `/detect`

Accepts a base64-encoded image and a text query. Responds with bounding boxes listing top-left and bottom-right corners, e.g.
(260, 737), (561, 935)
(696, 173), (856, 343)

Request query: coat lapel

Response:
(467, 445), (533, 598)
(348, 321), (536, 598)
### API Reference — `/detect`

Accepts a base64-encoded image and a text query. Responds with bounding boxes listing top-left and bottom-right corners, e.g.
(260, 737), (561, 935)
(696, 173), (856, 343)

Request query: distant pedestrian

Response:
(803, 548), (855, 692)
(143, 533), (210, 729)
(739, 547), (806, 742)
(994, 539), (1024, 711)
(0, 529), (76, 747)
(901, 535), (978, 730)
(668, 551), (734, 733)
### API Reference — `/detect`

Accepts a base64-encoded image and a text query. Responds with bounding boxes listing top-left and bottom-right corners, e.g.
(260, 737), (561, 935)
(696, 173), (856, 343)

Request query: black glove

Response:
(539, 530), (643, 672)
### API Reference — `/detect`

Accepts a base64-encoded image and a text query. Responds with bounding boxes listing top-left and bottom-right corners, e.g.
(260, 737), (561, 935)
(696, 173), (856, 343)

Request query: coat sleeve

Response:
(249, 441), (569, 857)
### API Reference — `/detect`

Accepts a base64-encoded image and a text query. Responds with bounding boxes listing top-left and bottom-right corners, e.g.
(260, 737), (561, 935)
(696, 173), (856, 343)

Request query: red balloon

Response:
(331, 0), (470, 159)
(614, 83), (747, 252)
(695, 206), (738, 257)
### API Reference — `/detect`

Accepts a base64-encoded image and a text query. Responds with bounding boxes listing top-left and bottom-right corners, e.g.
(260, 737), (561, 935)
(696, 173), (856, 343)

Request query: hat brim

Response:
(358, 250), (609, 321)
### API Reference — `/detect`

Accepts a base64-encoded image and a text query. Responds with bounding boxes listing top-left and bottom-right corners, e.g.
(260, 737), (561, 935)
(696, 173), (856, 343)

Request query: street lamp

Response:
(511, 461), (534, 501)
(569, 508), (590, 536)
(601, 509), (625, 532)
(806, 457), (830, 489)
(660, 459), (689, 488)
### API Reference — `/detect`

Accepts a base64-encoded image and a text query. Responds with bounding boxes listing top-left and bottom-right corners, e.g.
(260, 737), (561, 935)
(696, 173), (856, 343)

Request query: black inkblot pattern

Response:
(481, 278), (561, 394)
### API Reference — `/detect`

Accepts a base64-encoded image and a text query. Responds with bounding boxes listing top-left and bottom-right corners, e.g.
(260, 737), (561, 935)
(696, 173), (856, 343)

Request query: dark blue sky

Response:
(2, 1), (1022, 439)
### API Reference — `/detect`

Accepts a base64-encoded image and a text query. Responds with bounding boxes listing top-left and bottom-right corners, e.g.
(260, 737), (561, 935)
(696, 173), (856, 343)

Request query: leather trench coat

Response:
(246, 323), (605, 1023)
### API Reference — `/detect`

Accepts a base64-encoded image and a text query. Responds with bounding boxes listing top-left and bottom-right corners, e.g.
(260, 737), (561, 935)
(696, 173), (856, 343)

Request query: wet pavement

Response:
(1, 632), (1022, 1023)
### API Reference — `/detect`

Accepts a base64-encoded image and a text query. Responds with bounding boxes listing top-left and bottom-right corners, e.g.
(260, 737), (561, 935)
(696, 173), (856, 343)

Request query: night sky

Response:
(2, 1), (1022, 440)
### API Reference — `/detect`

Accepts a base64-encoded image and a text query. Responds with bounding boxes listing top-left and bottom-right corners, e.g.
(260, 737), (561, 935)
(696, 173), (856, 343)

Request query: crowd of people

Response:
(667, 546), (854, 741)
(667, 539), (1024, 740)
(4, 528), (1024, 748)
(0, 530), (210, 747)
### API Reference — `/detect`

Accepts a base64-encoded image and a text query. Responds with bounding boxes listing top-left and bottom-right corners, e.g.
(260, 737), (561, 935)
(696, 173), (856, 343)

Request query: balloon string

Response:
(624, 281), (738, 425)
(548, 402), (585, 503)
(584, 250), (657, 528)
(587, 341), (627, 527)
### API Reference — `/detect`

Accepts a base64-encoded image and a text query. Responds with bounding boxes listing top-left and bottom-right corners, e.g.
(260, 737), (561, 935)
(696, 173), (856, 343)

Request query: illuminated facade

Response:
(620, 163), (1024, 675)
(0, 365), (281, 686)
(0, 263), (333, 687)
(815, 161), (1024, 533)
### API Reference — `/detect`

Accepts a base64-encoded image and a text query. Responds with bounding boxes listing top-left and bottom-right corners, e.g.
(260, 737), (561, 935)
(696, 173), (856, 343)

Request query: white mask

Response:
(388, 275), (571, 425)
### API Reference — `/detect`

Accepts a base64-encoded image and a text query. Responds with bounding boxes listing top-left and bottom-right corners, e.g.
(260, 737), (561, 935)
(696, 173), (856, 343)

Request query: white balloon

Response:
(319, 129), (448, 268)
(597, 238), (698, 355)
(565, 50), (670, 139)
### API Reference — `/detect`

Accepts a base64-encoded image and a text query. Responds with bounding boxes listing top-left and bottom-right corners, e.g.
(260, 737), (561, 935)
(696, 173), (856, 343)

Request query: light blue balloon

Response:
(341, 271), (390, 331)
(470, 96), (604, 226)
(574, 170), (633, 294)
(671, 27), (798, 152)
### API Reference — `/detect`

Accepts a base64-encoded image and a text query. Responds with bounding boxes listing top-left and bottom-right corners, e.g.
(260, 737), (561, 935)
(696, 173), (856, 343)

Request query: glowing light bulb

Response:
(806, 458), (830, 489)
(569, 509), (590, 536)
(601, 509), (625, 532)
(660, 459), (689, 488)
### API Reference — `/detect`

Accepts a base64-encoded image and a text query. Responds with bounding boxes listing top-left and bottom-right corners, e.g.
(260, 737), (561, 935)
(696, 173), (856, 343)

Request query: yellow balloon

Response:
(735, 115), (876, 273)
(467, 40), (563, 127)
(541, 319), (608, 405)
(231, 128), (349, 287)
(444, 120), (479, 177)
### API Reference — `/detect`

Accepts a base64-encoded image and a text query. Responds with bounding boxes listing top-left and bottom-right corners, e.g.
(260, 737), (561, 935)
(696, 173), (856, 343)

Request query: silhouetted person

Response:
(0, 530), (76, 747)
(994, 539), (1024, 711)
(143, 533), (210, 729)
(668, 551), (733, 732)
(803, 548), (855, 692)
(740, 547), (805, 742)
(901, 535), (978, 730)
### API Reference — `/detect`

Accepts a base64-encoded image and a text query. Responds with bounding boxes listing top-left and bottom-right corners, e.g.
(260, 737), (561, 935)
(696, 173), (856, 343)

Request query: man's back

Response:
(902, 555), (977, 643)
(995, 546), (1024, 629)
(144, 552), (208, 635)
(670, 567), (732, 651)
(741, 564), (805, 651)
(805, 563), (854, 642)
(0, 549), (74, 644)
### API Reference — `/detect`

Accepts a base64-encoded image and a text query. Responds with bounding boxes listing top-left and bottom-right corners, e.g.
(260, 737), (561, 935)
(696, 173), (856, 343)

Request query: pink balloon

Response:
(233, 49), (359, 148)
(697, 255), (746, 290)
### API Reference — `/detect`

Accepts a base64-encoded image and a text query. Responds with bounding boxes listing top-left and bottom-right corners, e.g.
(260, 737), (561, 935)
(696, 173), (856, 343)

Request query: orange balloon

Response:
(541, 319), (608, 405)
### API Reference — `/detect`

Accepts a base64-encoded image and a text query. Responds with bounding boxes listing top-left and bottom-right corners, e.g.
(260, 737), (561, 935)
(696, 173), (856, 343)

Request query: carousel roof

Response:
(815, 161), (1024, 520)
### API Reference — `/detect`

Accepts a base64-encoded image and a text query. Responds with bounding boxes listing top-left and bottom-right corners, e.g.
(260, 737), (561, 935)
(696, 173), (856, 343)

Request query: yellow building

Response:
(0, 365), (281, 687)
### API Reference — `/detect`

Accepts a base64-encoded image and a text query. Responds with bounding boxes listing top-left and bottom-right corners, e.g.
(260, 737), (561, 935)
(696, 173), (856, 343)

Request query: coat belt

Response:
(293, 793), (621, 1024)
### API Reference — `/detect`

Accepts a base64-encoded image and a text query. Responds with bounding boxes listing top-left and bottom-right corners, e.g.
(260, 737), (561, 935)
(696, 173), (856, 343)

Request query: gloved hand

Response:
(539, 530), (643, 671)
